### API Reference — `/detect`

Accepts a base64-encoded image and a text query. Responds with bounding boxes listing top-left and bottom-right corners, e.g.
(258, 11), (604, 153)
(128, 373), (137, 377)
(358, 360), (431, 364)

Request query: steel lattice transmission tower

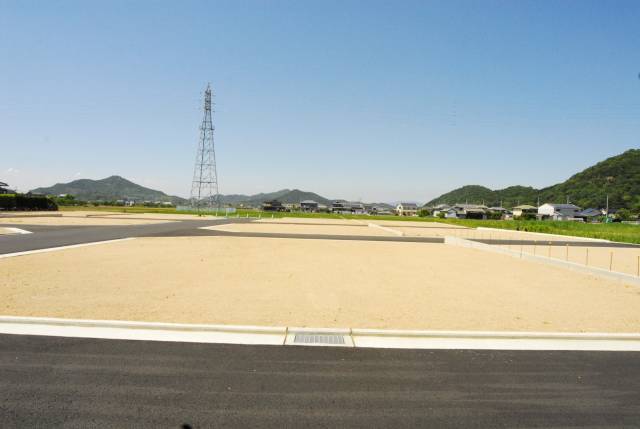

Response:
(190, 84), (220, 210)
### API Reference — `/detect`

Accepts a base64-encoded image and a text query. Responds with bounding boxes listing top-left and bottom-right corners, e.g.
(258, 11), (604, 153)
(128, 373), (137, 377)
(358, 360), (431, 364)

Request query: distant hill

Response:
(31, 177), (333, 206)
(427, 149), (640, 210)
(31, 176), (188, 205)
(220, 189), (331, 205)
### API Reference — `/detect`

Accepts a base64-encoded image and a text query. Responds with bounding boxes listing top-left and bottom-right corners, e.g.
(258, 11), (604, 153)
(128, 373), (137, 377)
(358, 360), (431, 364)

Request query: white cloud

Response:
(5, 167), (20, 174)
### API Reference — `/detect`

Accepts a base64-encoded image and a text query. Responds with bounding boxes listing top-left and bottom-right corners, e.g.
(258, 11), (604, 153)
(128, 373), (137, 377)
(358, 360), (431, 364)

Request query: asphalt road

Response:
(0, 218), (249, 254)
(6, 216), (631, 255)
(1, 334), (639, 428)
(0, 218), (446, 254)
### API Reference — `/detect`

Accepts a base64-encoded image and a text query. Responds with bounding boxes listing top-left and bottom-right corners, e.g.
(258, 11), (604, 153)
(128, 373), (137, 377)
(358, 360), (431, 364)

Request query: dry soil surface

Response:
(2, 236), (639, 332)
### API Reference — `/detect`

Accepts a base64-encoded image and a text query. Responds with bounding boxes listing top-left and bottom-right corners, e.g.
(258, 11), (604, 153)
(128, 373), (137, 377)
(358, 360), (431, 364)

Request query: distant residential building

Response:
(370, 205), (393, 215)
(350, 202), (365, 215)
(262, 200), (285, 212)
(395, 202), (418, 216)
(283, 203), (299, 211)
(0, 181), (10, 194)
(300, 200), (319, 212)
(512, 204), (538, 218)
(331, 200), (350, 214)
(445, 204), (488, 220)
(330, 200), (366, 214)
(538, 203), (581, 220)
(576, 208), (602, 222)
(487, 206), (510, 219)
(431, 204), (451, 217)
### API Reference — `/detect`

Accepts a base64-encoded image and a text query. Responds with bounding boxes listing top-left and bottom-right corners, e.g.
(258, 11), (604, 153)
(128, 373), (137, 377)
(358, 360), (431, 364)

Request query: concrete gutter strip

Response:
(0, 316), (285, 334)
(444, 236), (640, 287)
(0, 316), (286, 346)
(475, 226), (612, 243)
(1, 316), (639, 351)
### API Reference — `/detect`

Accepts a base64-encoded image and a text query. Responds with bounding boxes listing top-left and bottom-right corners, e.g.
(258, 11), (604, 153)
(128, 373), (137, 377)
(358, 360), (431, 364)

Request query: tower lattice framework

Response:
(190, 84), (220, 209)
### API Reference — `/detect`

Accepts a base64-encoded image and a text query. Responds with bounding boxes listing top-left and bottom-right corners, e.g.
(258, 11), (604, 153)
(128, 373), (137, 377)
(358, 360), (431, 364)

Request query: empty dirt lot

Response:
(2, 235), (639, 332)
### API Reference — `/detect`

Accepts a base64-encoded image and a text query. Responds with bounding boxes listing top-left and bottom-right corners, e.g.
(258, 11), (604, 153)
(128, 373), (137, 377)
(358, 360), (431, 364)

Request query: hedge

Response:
(0, 194), (58, 211)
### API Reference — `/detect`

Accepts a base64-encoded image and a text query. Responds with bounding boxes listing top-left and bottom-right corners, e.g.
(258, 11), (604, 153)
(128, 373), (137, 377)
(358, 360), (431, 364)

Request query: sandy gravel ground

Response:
(498, 242), (640, 276)
(256, 217), (367, 225)
(373, 220), (468, 229)
(82, 213), (227, 221)
(203, 223), (395, 236)
(0, 211), (175, 226)
(2, 236), (639, 332)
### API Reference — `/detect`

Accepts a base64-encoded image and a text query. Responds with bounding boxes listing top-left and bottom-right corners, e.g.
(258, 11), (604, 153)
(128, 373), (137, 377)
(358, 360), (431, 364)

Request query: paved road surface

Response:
(5, 216), (630, 255)
(1, 334), (639, 428)
(0, 218), (249, 254)
(0, 217), (444, 254)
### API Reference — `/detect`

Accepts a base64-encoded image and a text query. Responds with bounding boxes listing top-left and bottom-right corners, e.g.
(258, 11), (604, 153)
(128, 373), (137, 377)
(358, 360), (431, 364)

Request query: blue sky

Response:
(1, 0), (639, 202)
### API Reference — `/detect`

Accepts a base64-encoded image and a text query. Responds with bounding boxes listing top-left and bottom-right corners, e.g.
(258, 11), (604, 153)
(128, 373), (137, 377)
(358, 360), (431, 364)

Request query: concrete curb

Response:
(475, 226), (612, 243)
(0, 316), (286, 345)
(444, 235), (640, 287)
(1, 316), (640, 351)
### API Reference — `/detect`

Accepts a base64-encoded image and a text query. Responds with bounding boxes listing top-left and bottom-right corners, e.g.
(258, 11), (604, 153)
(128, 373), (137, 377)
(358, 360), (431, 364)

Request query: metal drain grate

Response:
(293, 333), (346, 345)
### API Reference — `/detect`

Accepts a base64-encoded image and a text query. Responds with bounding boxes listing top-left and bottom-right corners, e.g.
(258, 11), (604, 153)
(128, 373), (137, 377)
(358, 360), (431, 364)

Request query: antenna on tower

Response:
(190, 83), (220, 212)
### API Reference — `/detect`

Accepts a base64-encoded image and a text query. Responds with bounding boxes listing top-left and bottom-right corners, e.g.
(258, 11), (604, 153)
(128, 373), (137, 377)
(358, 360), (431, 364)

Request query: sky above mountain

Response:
(1, 0), (639, 201)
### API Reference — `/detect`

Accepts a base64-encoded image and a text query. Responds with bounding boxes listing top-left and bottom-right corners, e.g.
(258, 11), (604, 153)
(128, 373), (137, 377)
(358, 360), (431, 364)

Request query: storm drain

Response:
(293, 333), (346, 345)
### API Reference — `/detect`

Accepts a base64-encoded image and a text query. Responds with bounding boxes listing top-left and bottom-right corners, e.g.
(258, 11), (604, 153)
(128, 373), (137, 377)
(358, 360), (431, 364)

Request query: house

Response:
(431, 204), (451, 217)
(283, 203), (299, 211)
(300, 200), (319, 212)
(262, 200), (285, 212)
(331, 200), (351, 214)
(487, 206), (510, 219)
(395, 202), (418, 216)
(512, 204), (538, 218)
(350, 202), (365, 215)
(369, 205), (393, 215)
(538, 203), (581, 220)
(0, 181), (10, 194)
(445, 204), (488, 219)
(330, 200), (367, 214)
(576, 208), (602, 222)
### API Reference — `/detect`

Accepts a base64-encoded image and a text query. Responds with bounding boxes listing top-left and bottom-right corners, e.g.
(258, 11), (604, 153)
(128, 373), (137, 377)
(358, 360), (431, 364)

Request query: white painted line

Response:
(0, 316), (286, 346)
(0, 237), (136, 259)
(368, 222), (404, 236)
(199, 226), (239, 232)
(1, 227), (32, 235)
(1, 316), (639, 351)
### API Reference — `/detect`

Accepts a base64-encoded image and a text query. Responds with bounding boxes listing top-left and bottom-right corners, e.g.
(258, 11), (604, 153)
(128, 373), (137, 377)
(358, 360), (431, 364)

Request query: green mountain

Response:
(428, 149), (640, 210)
(31, 176), (188, 205)
(220, 189), (331, 205)
(31, 176), (332, 206)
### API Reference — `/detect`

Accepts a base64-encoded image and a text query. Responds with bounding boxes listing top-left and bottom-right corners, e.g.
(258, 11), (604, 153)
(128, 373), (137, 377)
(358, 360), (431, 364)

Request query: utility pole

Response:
(190, 84), (220, 211)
